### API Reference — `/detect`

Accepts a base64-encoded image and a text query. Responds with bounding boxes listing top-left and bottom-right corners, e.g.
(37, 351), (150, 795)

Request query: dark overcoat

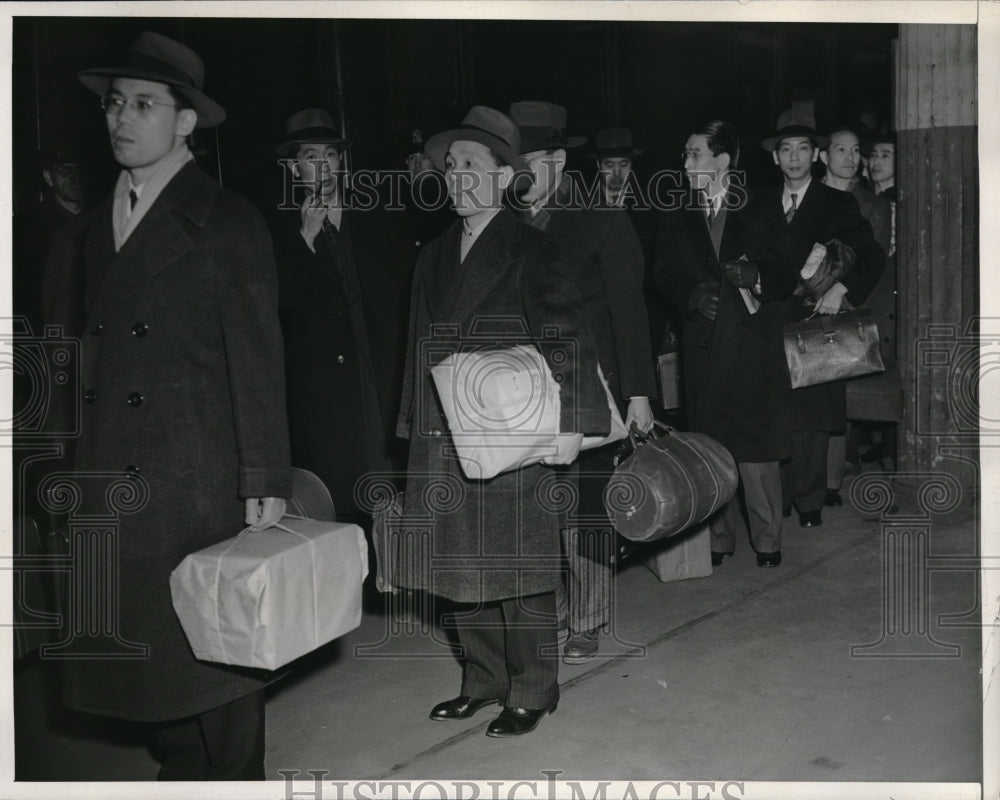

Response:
(396, 209), (610, 603)
(750, 180), (885, 431)
(271, 206), (410, 514)
(529, 180), (657, 404)
(851, 183), (897, 364)
(654, 196), (799, 462)
(68, 162), (292, 723)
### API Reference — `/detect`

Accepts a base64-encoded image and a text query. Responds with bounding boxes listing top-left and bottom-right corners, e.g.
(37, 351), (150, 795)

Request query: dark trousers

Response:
(453, 592), (559, 710)
(710, 461), (783, 555)
(152, 690), (265, 781)
(782, 431), (829, 513)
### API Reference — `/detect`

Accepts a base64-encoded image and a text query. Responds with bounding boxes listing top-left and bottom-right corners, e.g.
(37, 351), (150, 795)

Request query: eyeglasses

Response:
(100, 94), (178, 118)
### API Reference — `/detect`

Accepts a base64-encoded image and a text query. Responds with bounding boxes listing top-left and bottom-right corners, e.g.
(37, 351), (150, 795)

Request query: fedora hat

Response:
(424, 105), (530, 176)
(861, 131), (896, 157)
(761, 124), (829, 152)
(591, 127), (643, 159)
(78, 31), (226, 128)
(275, 108), (352, 157)
(508, 101), (587, 154)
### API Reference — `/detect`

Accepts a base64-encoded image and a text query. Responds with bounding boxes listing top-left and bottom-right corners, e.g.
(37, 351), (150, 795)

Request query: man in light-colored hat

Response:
(71, 30), (291, 780)
(510, 100), (656, 665)
(397, 105), (609, 737)
(751, 117), (884, 532)
(270, 108), (406, 523)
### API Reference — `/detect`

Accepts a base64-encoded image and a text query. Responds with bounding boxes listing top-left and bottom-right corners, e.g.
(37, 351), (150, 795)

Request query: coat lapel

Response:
(440, 210), (518, 324)
(86, 164), (215, 322)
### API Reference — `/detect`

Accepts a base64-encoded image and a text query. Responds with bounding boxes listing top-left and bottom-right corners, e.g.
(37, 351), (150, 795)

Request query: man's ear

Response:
(553, 149), (568, 169)
(497, 164), (515, 191)
(718, 152), (731, 172)
(811, 148), (820, 163)
(177, 108), (197, 138)
(819, 151), (830, 167)
(42, 168), (53, 188)
(772, 151), (780, 166)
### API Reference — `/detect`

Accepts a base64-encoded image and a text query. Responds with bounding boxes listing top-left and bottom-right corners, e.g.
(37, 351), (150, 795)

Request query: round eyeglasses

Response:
(100, 94), (179, 118)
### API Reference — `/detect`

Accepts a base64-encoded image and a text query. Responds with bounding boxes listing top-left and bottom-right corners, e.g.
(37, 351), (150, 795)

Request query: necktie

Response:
(785, 193), (798, 224)
(322, 216), (339, 248)
(707, 201), (717, 228)
(128, 189), (138, 213)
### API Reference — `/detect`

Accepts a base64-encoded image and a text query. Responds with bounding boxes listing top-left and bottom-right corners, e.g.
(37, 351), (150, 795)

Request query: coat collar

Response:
(85, 163), (219, 322)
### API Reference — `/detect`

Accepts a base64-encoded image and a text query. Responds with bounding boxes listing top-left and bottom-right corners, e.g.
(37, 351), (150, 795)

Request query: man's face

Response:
(520, 149), (564, 204)
(44, 162), (85, 204)
(105, 77), (194, 180)
(683, 135), (729, 194)
(294, 143), (342, 199)
(598, 156), (632, 196)
(868, 143), (895, 185)
(444, 140), (510, 217)
(773, 136), (819, 182)
(824, 131), (861, 181)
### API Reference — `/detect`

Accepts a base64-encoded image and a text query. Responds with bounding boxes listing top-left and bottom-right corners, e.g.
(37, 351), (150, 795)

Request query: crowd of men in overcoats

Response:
(12, 31), (893, 778)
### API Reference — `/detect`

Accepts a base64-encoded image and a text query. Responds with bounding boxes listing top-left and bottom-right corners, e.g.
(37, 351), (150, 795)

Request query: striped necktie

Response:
(785, 193), (798, 224)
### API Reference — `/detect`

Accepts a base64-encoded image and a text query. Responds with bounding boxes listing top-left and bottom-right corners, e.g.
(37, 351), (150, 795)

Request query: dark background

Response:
(12, 17), (896, 215)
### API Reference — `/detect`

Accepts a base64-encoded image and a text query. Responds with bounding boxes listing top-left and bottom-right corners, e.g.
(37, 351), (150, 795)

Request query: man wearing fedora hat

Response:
(270, 108), (406, 523)
(70, 31), (291, 779)
(752, 119), (884, 531)
(510, 100), (656, 665)
(396, 105), (609, 737)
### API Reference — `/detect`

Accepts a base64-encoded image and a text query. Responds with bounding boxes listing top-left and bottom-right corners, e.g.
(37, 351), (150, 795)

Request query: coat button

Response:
(337, 355), (345, 364)
(700, 342), (709, 349)
(84, 389), (97, 403)
(90, 323), (103, 336)
(883, 336), (891, 343)
(430, 428), (442, 437)
(127, 392), (144, 408)
(131, 322), (149, 337)
(125, 464), (141, 479)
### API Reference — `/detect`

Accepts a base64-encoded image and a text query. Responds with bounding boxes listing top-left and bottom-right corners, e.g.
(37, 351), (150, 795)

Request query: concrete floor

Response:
(11, 474), (983, 793)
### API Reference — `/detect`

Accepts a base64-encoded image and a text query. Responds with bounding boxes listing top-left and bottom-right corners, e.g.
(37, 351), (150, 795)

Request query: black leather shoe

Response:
(429, 695), (501, 721)
(485, 704), (557, 737)
(756, 551), (782, 568)
(563, 630), (599, 664)
(824, 490), (843, 507)
(711, 550), (734, 567)
(799, 510), (822, 527)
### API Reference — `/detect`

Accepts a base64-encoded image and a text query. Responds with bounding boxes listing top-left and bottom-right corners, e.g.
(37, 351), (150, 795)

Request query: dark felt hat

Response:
(761, 124), (829, 152)
(275, 108), (353, 157)
(78, 31), (226, 128)
(425, 106), (529, 174)
(591, 127), (643, 159)
(508, 100), (587, 153)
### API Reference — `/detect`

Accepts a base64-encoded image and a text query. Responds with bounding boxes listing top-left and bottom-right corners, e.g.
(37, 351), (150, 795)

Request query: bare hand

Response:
(625, 397), (654, 434)
(814, 282), (849, 315)
(299, 195), (328, 251)
(245, 497), (287, 531)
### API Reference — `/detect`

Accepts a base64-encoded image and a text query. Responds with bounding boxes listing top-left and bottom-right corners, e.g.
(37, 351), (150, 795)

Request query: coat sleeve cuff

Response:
(238, 466), (293, 500)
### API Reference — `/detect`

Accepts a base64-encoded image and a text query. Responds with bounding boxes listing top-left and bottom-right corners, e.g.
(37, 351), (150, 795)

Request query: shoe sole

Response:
(562, 652), (597, 665)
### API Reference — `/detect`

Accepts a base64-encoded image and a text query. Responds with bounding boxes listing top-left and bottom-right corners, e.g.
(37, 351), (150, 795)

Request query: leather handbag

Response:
(603, 422), (738, 543)
(783, 308), (885, 389)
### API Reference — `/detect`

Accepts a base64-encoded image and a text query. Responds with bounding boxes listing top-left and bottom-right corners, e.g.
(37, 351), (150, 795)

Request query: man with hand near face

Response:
(71, 31), (291, 779)
(271, 109), (406, 523)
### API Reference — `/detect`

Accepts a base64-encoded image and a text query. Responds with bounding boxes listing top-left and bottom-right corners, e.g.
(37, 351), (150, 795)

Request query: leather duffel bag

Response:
(783, 308), (885, 389)
(603, 422), (737, 543)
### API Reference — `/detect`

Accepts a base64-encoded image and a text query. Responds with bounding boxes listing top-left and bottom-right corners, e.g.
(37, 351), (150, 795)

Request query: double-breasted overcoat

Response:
(67, 162), (292, 723)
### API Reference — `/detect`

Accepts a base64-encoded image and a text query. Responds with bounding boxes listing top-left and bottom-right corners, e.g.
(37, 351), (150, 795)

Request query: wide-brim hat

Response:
(275, 108), (353, 157)
(508, 100), (587, 154)
(761, 124), (829, 152)
(78, 31), (226, 128)
(425, 106), (531, 193)
(591, 127), (643, 159)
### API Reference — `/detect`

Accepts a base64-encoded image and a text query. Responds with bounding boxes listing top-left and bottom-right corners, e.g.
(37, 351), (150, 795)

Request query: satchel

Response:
(603, 422), (738, 543)
(783, 308), (885, 389)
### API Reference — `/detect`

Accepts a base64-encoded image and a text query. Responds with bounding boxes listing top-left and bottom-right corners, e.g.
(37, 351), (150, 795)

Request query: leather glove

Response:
(722, 260), (760, 289)
(690, 281), (720, 321)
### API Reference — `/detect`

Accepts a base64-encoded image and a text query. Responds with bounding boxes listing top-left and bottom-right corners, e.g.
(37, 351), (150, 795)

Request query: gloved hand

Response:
(690, 281), (720, 321)
(722, 260), (760, 289)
